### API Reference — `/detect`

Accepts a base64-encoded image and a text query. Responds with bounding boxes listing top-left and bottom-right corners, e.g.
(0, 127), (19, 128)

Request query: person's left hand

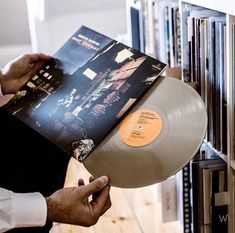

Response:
(46, 175), (111, 226)
(0, 53), (51, 94)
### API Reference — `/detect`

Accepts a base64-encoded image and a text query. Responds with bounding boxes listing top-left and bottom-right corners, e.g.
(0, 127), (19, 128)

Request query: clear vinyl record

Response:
(83, 76), (207, 188)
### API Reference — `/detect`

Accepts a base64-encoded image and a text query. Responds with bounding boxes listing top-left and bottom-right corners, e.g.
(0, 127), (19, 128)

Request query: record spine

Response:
(182, 163), (193, 233)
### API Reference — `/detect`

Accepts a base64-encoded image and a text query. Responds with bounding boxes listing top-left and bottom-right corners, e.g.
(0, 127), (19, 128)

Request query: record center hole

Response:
(138, 126), (144, 130)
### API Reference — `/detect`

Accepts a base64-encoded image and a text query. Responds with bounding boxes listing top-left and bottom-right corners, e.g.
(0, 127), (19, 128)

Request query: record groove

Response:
(83, 76), (207, 188)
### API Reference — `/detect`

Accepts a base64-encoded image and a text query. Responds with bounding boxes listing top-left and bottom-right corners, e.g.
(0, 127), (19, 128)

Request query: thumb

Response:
(84, 176), (109, 196)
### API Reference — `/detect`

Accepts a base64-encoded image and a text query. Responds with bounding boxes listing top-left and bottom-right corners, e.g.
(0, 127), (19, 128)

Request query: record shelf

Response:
(179, 0), (235, 232)
(126, 0), (235, 232)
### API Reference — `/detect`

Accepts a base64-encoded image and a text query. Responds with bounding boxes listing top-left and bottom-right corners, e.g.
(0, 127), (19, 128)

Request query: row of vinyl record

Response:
(154, 0), (181, 67)
(232, 24), (235, 161)
(126, 0), (181, 66)
(128, 1), (231, 155)
(183, 144), (228, 233)
(181, 6), (228, 156)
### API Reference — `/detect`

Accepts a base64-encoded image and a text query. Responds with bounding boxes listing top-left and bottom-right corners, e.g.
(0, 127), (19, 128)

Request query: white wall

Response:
(0, 0), (30, 45)
(27, 0), (127, 55)
(0, 0), (32, 66)
(0, 0), (127, 66)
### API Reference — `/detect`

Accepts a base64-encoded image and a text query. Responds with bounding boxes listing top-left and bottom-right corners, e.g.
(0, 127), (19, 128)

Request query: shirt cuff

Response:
(12, 192), (47, 228)
(0, 81), (2, 96)
(0, 69), (2, 96)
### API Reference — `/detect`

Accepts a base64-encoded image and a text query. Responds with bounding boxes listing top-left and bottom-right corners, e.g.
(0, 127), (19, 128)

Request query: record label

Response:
(119, 109), (163, 147)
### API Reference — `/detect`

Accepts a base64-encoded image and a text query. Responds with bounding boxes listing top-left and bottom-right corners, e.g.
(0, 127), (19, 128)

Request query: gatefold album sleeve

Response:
(4, 25), (166, 161)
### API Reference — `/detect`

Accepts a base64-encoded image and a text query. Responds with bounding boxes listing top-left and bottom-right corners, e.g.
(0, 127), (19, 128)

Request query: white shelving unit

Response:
(179, 0), (235, 232)
(127, 0), (234, 231)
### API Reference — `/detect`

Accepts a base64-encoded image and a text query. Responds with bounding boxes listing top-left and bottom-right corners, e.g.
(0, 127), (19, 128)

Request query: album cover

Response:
(127, 0), (145, 52)
(154, 0), (180, 67)
(3, 25), (166, 162)
(211, 169), (228, 233)
(182, 163), (193, 233)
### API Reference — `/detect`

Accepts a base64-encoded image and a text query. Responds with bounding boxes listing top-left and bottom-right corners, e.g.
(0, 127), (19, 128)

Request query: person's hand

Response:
(45, 176), (111, 227)
(0, 53), (51, 94)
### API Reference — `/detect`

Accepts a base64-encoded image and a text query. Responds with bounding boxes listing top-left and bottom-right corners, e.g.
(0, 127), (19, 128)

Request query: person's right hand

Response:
(45, 176), (111, 227)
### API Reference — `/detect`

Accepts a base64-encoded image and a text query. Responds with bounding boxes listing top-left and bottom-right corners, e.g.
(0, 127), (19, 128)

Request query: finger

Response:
(38, 53), (52, 60)
(78, 178), (85, 186)
(90, 185), (111, 215)
(100, 187), (112, 215)
(28, 53), (52, 63)
(89, 176), (98, 200)
(33, 61), (45, 73)
(89, 176), (95, 183)
(84, 176), (109, 196)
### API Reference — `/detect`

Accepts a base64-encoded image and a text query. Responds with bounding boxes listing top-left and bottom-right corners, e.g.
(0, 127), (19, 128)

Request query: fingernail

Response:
(101, 176), (109, 184)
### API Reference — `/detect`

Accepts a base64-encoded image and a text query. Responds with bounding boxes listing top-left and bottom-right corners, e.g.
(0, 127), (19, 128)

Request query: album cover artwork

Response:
(4, 25), (166, 162)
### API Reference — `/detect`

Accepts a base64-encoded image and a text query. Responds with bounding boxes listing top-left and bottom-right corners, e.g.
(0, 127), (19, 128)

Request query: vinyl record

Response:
(83, 76), (207, 188)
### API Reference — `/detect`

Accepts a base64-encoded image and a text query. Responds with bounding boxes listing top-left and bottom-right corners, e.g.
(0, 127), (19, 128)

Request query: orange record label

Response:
(119, 109), (163, 147)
